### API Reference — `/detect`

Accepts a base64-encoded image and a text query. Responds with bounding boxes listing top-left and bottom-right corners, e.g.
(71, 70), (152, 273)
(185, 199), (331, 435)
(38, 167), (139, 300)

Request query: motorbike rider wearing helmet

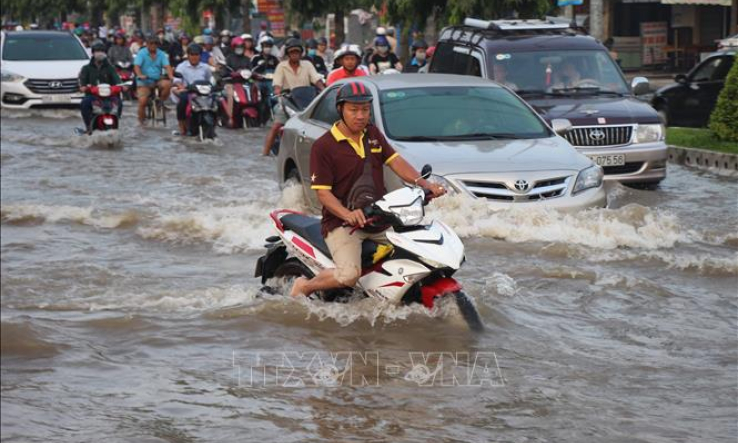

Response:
(78, 40), (124, 134)
(402, 39), (429, 73)
(241, 34), (256, 59)
(133, 35), (174, 126)
(251, 36), (280, 126)
(251, 36), (278, 70)
(369, 36), (402, 74)
(221, 37), (253, 127)
(290, 81), (446, 297)
(316, 37), (333, 66)
(219, 29), (232, 58)
(108, 32), (132, 66)
(304, 38), (328, 76)
(173, 43), (213, 136)
(169, 32), (189, 67)
(262, 38), (325, 156)
(326, 44), (368, 86)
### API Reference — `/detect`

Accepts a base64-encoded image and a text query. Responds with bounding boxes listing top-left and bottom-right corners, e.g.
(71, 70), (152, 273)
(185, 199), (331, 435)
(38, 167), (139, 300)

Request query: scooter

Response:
(255, 165), (484, 331)
(251, 60), (276, 126)
(88, 83), (122, 133)
(269, 86), (318, 155)
(115, 61), (136, 100)
(184, 80), (220, 141)
(219, 67), (261, 129)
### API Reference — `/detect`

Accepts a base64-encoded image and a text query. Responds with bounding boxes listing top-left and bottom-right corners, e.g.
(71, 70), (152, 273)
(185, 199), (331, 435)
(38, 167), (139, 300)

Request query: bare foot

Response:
(290, 277), (309, 297)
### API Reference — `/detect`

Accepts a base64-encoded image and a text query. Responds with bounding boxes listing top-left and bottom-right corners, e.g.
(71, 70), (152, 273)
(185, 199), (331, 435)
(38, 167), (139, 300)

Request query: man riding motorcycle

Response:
(221, 37), (253, 127)
(78, 40), (124, 134)
(326, 44), (367, 86)
(173, 44), (213, 136)
(107, 32), (132, 67)
(251, 36), (280, 126)
(133, 35), (174, 126)
(290, 81), (446, 297)
(261, 38), (325, 156)
(402, 39), (429, 73)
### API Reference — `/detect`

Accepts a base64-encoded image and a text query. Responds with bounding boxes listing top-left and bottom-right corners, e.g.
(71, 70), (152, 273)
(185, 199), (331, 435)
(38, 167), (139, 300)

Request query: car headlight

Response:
(390, 197), (424, 226)
(1, 70), (25, 82)
(426, 174), (458, 195)
(634, 123), (664, 143)
(573, 165), (604, 195)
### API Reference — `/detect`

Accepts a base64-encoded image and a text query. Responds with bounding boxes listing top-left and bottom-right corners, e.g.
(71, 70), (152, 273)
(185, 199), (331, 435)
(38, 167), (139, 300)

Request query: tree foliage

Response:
(709, 57), (738, 142)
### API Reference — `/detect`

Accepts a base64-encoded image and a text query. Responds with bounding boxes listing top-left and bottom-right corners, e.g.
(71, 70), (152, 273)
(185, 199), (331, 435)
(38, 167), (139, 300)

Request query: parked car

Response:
(1, 30), (88, 108)
(276, 74), (606, 212)
(429, 18), (667, 187)
(717, 34), (738, 51)
(651, 50), (735, 128)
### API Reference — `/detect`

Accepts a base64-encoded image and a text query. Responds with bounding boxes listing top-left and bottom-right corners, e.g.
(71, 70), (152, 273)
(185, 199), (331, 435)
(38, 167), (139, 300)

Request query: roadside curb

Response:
(667, 145), (738, 176)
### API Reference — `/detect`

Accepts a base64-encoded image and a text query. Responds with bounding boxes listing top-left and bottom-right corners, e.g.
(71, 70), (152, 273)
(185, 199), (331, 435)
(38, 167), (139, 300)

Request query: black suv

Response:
(430, 18), (667, 186)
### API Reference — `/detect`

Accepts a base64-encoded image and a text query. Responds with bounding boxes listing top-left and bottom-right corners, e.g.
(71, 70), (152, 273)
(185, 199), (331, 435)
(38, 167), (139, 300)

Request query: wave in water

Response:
(1, 204), (140, 229)
(428, 195), (696, 250)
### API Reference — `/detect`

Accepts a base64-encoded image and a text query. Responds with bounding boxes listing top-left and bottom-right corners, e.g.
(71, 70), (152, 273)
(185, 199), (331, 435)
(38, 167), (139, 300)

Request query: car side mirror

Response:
(551, 118), (572, 136)
(631, 76), (650, 96)
(675, 74), (688, 84)
(420, 164), (433, 179)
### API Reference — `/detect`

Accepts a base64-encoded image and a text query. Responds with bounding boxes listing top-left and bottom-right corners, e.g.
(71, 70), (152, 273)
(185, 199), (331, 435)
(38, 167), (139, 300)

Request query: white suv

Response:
(1, 30), (89, 108)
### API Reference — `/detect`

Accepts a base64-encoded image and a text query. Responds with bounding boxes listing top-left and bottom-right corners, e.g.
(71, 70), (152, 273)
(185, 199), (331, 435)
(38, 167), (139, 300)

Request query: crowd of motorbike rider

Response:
(76, 23), (437, 137)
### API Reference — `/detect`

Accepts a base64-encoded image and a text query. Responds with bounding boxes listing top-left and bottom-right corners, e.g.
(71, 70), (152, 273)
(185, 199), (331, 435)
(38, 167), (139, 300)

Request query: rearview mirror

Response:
(421, 164), (433, 179)
(631, 76), (650, 96)
(551, 118), (572, 136)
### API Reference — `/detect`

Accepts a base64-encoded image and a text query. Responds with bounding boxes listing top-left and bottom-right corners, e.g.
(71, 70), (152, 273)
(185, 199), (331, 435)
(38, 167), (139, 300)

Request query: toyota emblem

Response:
(48, 81), (64, 88)
(514, 179), (529, 192)
(588, 129), (606, 141)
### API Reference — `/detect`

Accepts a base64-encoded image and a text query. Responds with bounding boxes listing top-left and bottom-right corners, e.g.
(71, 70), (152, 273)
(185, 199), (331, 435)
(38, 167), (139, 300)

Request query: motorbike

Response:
(251, 60), (277, 126)
(88, 83), (122, 133)
(255, 165), (484, 331)
(115, 61), (136, 100)
(219, 67), (262, 129)
(182, 79), (220, 141)
(269, 86), (318, 156)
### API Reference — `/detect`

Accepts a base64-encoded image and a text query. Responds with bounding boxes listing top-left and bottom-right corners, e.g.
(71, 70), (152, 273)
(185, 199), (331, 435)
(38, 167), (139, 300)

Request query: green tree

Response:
(708, 57), (738, 142)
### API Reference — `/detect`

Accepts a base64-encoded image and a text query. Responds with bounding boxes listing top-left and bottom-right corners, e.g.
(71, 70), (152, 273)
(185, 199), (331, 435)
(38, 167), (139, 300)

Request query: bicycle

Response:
(144, 87), (167, 127)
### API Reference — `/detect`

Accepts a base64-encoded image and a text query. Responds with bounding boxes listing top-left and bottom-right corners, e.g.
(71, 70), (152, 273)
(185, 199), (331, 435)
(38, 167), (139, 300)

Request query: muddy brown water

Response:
(1, 108), (737, 442)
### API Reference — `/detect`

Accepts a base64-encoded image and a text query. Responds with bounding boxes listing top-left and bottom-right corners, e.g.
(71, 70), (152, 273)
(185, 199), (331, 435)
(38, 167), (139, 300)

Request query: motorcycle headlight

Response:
(1, 70), (24, 82)
(426, 174), (458, 195)
(573, 165), (604, 195)
(390, 197), (424, 226)
(196, 84), (212, 95)
(634, 123), (664, 144)
(240, 69), (252, 80)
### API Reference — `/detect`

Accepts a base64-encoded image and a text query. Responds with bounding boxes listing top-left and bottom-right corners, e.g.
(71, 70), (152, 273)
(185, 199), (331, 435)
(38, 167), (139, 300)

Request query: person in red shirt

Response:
(290, 81), (446, 297)
(326, 44), (368, 86)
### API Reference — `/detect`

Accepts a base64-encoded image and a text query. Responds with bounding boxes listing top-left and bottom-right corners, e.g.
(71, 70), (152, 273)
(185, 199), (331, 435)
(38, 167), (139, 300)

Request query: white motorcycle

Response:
(255, 166), (484, 331)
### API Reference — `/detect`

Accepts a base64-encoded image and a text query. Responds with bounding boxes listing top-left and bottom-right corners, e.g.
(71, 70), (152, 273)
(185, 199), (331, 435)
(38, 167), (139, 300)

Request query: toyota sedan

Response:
(275, 74), (606, 212)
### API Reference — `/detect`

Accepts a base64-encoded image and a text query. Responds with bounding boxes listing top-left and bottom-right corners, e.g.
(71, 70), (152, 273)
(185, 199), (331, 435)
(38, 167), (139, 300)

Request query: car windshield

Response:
(2, 34), (88, 61)
(379, 86), (550, 141)
(493, 50), (629, 95)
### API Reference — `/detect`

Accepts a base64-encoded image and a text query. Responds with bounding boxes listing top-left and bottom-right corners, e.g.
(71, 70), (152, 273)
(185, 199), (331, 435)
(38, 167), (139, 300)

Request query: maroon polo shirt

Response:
(310, 123), (399, 236)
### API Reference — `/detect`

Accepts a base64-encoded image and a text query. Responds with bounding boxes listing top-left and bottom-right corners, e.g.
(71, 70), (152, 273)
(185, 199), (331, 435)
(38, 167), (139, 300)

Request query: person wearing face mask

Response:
(78, 40), (123, 134)
(402, 40), (429, 73)
(368, 36), (401, 74)
(108, 32), (132, 67)
(220, 37), (253, 127)
(156, 28), (171, 53)
(168, 33), (189, 68)
(316, 37), (333, 66)
(304, 38), (328, 77)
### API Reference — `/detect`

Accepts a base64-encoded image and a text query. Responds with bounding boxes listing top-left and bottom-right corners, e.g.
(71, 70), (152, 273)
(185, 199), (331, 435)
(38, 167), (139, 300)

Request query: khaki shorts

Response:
(325, 227), (389, 286)
(273, 101), (288, 124)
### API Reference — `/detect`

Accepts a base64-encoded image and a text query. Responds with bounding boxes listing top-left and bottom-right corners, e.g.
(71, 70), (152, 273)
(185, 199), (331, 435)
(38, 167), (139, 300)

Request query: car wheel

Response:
(285, 167), (300, 185)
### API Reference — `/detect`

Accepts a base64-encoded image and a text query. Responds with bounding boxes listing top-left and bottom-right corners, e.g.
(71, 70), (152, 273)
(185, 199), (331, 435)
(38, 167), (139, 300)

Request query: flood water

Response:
(1, 108), (737, 442)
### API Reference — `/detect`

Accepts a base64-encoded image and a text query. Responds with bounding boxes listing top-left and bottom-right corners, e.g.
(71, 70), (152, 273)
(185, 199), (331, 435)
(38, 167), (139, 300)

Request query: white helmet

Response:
(220, 29), (231, 37)
(258, 35), (273, 46)
(335, 44), (362, 62)
(375, 26), (386, 36)
(241, 33), (253, 41)
(15, 25), (24, 31)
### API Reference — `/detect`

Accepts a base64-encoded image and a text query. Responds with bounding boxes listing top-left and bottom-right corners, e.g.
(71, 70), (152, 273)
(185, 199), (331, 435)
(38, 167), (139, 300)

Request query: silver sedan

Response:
(275, 74), (606, 212)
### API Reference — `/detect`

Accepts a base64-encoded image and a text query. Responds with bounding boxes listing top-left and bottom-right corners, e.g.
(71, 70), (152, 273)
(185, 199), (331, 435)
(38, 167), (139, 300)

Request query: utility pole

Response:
(589, 0), (604, 41)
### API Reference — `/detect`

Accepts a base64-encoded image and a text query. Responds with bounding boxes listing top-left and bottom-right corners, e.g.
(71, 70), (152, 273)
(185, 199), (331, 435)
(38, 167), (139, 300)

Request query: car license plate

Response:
(42, 94), (72, 103)
(588, 154), (625, 167)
